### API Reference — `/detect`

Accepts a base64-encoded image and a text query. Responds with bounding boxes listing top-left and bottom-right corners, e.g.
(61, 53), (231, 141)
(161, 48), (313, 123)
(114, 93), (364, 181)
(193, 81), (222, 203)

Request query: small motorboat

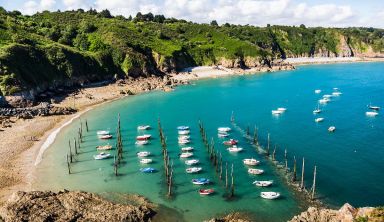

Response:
(218, 132), (230, 138)
(319, 98), (330, 104)
(332, 92), (342, 96)
(137, 151), (151, 157)
(218, 127), (231, 132)
(96, 145), (113, 150)
(315, 89), (321, 94)
(366, 111), (379, 117)
(223, 139), (238, 146)
(181, 147), (194, 152)
(277, 107), (287, 112)
(99, 134), (113, 139)
(315, 118), (324, 122)
(136, 134), (151, 141)
(179, 135), (190, 140)
(93, 152), (111, 160)
(178, 130), (190, 135)
(272, 110), (283, 115)
(186, 167), (202, 174)
(185, 159), (199, 165)
(178, 139), (190, 144)
(260, 192), (280, 200)
(140, 167), (156, 173)
(253, 180), (273, 187)
(135, 140), (149, 145)
(328, 126), (336, 132)
(227, 146), (243, 153)
(323, 94), (333, 98)
(177, 126), (190, 130)
(199, 189), (214, 195)
(97, 130), (110, 135)
(180, 152), (193, 158)
(137, 125), (151, 130)
(140, 158), (153, 164)
(248, 168), (264, 175)
(313, 104), (321, 114)
(333, 87), (339, 90)
(192, 178), (210, 185)
(368, 105), (380, 111)
(243, 158), (260, 166)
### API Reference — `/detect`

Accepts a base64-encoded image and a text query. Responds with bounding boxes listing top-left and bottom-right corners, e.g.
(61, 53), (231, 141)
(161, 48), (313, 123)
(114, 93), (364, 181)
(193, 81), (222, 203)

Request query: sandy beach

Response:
(0, 56), (383, 205)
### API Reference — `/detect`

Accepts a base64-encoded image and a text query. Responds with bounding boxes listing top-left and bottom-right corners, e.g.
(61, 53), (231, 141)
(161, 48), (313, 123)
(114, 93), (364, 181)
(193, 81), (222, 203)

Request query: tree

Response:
(210, 20), (218, 26)
(154, 15), (165, 23)
(300, 24), (306, 29)
(73, 34), (89, 51)
(99, 9), (112, 18)
(127, 15), (132, 21)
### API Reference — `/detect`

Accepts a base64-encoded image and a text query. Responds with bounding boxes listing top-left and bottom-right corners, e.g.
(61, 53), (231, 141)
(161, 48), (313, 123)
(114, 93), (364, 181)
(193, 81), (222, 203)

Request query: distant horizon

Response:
(1, 0), (383, 28)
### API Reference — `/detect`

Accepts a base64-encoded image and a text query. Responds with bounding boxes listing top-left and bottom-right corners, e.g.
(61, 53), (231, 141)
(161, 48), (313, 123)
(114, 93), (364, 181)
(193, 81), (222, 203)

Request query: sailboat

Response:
(313, 104), (321, 114)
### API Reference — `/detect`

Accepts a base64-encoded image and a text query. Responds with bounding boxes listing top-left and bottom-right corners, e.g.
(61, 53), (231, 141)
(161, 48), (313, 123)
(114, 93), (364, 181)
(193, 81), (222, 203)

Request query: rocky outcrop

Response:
(207, 212), (252, 222)
(0, 190), (155, 222)
(289, 203), (383, 222)
(0, 103), (76, 119)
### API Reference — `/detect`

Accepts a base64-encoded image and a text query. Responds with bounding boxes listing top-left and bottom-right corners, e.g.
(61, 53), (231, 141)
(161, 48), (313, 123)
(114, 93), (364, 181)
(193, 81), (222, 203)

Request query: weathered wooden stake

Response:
(311, 165), (317, 199)
(292, 156), (297, 182)
(272, 145), (276, 161)
(267, 133), (270, 156)
(253, 126), (258, 145)
(225, 162), (228, 188)
(230, 163), (234, 197)
(300, 157), (305, 190)
(66, 154), (71, 174)
(85, 119), (88, 132)
(246, 125), (250, 136)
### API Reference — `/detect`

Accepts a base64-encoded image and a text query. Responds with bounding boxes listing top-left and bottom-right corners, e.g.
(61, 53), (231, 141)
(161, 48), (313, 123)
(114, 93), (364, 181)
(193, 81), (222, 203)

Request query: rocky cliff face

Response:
(289, 203), (383, 222)
(0, 190), (155, 222)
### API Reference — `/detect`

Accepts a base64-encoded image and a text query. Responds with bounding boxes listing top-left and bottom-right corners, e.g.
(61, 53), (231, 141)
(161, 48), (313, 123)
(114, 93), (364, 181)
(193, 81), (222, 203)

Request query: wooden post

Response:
(114, 155), (118, 176)
(253, 126), (258, 145)
(225, 162), (228, 188)
(311, 165), (317, 199)
(66, 154), (71, 174)
(85, 119), (88, 132)
(246, 125), (250, 137)
(267, 133), (270, 156)
(300, 157), (305, 190)
(292, 156), (297, 182)
(231, 111), (235, 123)
(69, 144), (73, 163)
(230, 163), (234, 197)
(272, 145), (276, 161)
(74, 138), (77, 154)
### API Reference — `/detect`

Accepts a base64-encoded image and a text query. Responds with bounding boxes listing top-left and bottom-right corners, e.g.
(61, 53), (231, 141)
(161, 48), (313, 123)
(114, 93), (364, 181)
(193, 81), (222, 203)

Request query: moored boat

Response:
(177, 126), (190, 130)
(243, 158), (260, 166)
(180, 152), (193, 158)
(140, 167), (156, 173)
(199, 189), (214, 195)
(253, 180), (273, 187)
(332, 92), (342, 96)
(315, 117), (324, 122)
(319, 98), (330, 104)
(315, 89), (321, 94)
(218, 132), (230, 138)
(178, 139), (190, 144)
(185, 159), (199, 165)
(323, 94), (333, 98)
(137, 151), (151, 157)
(93, 152), (111, 160)
(227, 146), (243, 152)
(186, 167), (202, 173)
(97, 130), (110, 135)
(328, 126), (336, 132)
(313, 104), (321, 114)
(181, 147), (194, 152)
(277, 107), (287, 112)
(179, 135), (190, 140)
(137, 125), (151, 130)
(136, 134), (151, 141)
(140, 158), (153, 164)
(366, 111), (379, 117)
(192, 178), (210, 185)
(217, 127), (231, 132)
(368, 105), (380, 111)
(135, 140), (149, 145)
(271, 110), (283, 115)
(248, 168), (264, 175)
(178, 130), (190, 135)
(99, 134), (112, 139)
(96, 145), (113, 150)
(260, 192), (280, 199)
(223, 139), (238, 146)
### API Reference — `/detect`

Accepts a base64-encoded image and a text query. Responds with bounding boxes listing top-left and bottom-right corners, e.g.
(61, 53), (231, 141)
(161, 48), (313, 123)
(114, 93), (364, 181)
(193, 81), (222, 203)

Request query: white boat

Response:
(177, 126), (190, 130)
(97, 130), (110, 135)
(178, 130), (190, 135)
(136, 134), (151, 140)
(218, 132), (230, 138)
(137, 125), (151, 130)
(323, 94), (333, 98)
(135, 140), (149, 145)
(179, 135), (190, 140)
(319, 98), (330, 104)
(140, 158), (153, 164)
(253, 180), (273, 187)
(328, 126), (336, 132)
(277, 107), (287, 112)
(333, 87), (339, 90)
(272, 110), (283, 115)
(227, 146), (243, 153)
(93, 152), (111, 160)
(260, 192), (280, 200)
(368, 105), (380, 111)
(186, 167), (202, 174)
(185, 159), (199, 165)
(243, 158), (260, 166)
(99, 134), (112, 139)
(218, 127), (231, 132)
(181, 147), (194, 152)
(137, 151), (151, 157)
(315, 89), (321, 94)
(332, 92), (342, 96)
(313, 104), (321, 114)
(96, 145), (113, 151)
(366, 111), (379, 117)
(315, 117), (324, 122)
(248, 168), (264, 175)
(178, 139), (190, 144)
(180, 152), (193, 158)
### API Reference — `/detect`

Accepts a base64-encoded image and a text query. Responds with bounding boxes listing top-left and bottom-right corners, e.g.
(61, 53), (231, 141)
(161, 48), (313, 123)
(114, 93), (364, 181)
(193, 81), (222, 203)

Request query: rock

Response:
(0, 190), (155, 222)
(207, 212), (252, 222)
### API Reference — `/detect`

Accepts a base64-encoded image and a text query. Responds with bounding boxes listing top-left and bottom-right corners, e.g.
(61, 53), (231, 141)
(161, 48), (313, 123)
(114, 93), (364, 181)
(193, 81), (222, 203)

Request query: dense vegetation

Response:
(0, 8), (383, 95)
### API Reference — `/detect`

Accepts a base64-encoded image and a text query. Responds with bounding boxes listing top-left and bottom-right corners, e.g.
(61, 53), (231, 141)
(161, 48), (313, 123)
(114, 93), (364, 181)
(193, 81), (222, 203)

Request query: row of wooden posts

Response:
(114, 114), (124, 176)
(231, 113), (317, 200)
(66, 119), (89, 174)
(198, 120), (235, 198)
(158, 119), (174, 197)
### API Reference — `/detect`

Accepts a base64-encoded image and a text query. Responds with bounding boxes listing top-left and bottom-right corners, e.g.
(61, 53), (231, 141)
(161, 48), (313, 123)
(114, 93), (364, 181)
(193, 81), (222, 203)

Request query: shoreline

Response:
(1, 57), (383, 206)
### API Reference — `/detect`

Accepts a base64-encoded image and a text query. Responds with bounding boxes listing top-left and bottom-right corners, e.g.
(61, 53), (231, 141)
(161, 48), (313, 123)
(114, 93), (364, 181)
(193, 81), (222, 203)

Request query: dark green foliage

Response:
(98, 9), (112, 18)
(210, 20), (218, 26)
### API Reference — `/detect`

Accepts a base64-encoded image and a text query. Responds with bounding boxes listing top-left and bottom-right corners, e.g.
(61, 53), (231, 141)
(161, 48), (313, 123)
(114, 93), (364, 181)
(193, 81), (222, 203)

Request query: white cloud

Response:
(62, 0), (89, 10)
(22, 0), (56, 15)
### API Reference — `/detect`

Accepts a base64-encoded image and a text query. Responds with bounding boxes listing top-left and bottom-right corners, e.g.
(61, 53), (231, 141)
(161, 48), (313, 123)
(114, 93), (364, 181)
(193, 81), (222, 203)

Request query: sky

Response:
(1, 0), (383, 28)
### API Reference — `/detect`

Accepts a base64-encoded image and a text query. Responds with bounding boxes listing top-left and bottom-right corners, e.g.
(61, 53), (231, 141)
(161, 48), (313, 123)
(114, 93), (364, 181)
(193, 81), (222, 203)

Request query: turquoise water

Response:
(34, 62), (384, 221)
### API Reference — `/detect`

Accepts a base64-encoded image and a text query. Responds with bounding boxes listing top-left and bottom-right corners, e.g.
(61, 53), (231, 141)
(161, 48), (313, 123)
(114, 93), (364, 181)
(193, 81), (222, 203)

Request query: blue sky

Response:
(1, 0), (383, 28)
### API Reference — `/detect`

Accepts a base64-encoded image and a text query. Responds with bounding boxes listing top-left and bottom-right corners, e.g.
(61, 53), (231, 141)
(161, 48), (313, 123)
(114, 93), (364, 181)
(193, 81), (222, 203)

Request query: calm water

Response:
(34, 62), (384, 221)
